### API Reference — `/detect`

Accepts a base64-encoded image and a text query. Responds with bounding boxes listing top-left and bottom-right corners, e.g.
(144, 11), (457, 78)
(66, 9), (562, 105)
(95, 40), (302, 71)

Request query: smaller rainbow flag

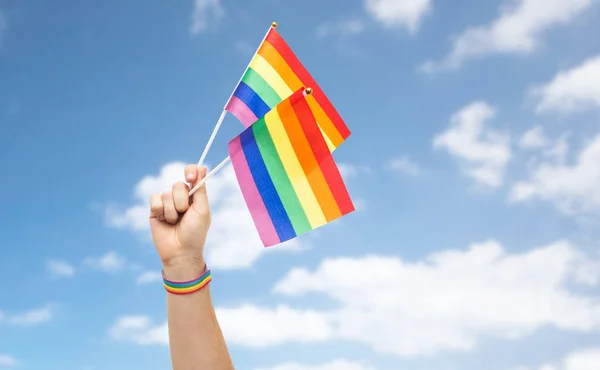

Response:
(225, 25), (350, 153)
(228, 88), (354, 246)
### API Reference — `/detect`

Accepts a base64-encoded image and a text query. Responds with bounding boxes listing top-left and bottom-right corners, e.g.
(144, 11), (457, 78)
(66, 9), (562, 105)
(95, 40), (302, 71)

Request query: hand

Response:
(149, 165), (211, 279)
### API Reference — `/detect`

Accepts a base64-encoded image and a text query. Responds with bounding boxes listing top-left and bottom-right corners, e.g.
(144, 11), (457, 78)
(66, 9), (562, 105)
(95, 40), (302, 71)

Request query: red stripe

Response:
(291, 94), (355, 216)
(164, 277), (212, 295)
(266, 29), (351, 141)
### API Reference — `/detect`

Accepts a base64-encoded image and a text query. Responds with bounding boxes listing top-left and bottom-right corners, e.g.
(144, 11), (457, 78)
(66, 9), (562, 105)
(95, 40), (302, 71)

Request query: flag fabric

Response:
(224, 26), (350, 152)
(228, 88), (354, 247)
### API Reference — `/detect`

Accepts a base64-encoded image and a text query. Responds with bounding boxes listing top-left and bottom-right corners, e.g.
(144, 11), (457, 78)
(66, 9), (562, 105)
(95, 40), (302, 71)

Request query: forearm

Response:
(163, 260), (234, 370)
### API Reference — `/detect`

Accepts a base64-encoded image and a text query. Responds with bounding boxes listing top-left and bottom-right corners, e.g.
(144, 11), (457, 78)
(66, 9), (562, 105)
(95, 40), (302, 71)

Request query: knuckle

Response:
(166, 214), (179, 224)
(173, 181), (187, 191)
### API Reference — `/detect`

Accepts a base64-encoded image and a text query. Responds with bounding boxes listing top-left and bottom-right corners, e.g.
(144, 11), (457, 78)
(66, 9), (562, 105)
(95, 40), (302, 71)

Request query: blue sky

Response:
(2, 0), (600, 369)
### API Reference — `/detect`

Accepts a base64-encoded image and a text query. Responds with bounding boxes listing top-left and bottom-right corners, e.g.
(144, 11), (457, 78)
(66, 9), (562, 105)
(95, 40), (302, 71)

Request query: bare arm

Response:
(150, 165), (234, 370)
(163, 259), (234, 370)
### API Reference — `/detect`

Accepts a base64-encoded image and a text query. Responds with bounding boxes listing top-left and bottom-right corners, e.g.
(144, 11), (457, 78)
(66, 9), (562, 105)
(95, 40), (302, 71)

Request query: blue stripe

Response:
(233, 82), (271, 119)
(240, 124), (296, 242)
(163, 273), (211, 288)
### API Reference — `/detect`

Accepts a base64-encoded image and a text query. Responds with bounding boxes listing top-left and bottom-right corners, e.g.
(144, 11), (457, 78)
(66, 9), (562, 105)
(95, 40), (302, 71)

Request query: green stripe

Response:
(252, 119), (312, 235)
(241, 68), (282, 109)
(164, 274), (210, 289)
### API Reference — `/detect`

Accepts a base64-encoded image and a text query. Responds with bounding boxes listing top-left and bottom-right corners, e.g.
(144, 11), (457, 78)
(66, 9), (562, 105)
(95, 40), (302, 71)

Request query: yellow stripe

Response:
(306, 95), (338, 152)
(264, 106), (327, 228)
(164, 277), (211, 294)
(319, 123), (335, 153)
(251, 53), (338, 152)
(250, 54), (293, 99)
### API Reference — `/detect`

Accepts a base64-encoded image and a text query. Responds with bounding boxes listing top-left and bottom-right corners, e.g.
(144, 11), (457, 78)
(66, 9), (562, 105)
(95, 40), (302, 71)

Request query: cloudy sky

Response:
(2, 0), (600, 369)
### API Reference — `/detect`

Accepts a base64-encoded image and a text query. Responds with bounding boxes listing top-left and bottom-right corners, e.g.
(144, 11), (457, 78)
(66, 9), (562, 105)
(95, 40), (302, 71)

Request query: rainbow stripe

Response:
(228, 89), (354, 247)
(163, 269), (212, 295)
(225, 27), (350, 152)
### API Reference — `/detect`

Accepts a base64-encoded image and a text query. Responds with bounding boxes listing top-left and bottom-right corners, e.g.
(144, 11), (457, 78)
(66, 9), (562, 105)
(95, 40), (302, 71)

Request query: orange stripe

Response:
(257, 41), (303, 91)
(265, 29), (351, 143)
(278, 96), (342, 222)
(306, 96), (343, 149)
(292, 93), (354, 215)
(258, 40), (344, 151)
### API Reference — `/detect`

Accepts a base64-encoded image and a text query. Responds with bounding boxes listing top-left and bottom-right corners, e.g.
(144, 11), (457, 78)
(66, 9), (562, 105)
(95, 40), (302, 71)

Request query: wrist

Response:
(162, 255), (206, 282)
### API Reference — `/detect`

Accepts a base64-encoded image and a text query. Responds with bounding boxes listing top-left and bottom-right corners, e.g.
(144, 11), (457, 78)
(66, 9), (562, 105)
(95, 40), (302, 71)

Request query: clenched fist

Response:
(149, 164), (211, 280)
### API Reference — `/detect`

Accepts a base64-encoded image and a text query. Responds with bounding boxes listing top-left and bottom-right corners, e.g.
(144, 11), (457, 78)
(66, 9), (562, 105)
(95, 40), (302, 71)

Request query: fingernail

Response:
(186, 173), (194, 181)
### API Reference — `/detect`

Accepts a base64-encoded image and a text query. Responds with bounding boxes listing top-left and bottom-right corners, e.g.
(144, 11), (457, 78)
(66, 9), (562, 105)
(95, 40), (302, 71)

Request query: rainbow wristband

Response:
(162, 268), (212, 295)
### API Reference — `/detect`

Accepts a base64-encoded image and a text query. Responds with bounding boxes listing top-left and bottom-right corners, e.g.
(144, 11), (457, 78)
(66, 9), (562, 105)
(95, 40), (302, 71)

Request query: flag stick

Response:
(189, 156), (231, 196)
(196, 22), (278, 169)
(189, 87), (312, 197)
(197, 110), (226, 168)
(221, 21), (278, 112)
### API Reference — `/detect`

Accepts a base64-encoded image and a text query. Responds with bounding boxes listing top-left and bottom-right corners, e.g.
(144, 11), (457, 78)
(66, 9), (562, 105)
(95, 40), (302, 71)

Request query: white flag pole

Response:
(196, 110), (226, 168)
(189, 156), (231, 196)
(189, 87), (312, 197)
(196, 22), (278, 169)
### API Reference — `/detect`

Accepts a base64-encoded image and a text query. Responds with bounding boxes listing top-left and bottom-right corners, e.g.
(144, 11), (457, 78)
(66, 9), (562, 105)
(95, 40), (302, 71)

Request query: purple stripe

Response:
(228, 136), (280, 246)
(225, 95), (259, 128)
(162, 269), (210, 286)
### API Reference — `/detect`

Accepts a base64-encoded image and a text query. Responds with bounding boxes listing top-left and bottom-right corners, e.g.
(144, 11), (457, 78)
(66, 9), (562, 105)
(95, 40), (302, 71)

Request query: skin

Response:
(149, 164), (234, 370)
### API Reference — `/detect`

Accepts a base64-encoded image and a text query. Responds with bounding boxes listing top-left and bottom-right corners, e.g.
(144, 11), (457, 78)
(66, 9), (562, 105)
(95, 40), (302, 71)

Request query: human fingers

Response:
(173, 181), (190, 213)
(184, 164), (198, 184)
(161, 191), (179, 224)
(149, 193), (164, 221)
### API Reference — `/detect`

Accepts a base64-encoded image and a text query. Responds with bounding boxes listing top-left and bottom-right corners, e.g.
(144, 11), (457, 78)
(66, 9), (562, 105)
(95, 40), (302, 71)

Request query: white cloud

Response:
(0, 306), (53, 326)
(105, 162), (186, 233)
(47, 260), (75, 278)
(190, 0), (224, 36)
(388, 156), (422, 176)
(114, 240), (600, 357)
(84, 251), (127, 273)
(337, 163), (358, 179)
(420, 0), (595, 72)
(511, 132), (600, 213)
(365, 0), (432, 33)
(109, 316), (168, 345)
(521, 131), (570, 165)
(254, 359), (375, 370)
(519, 126), (549, 149)
(518, 347), (600, 370)
(434, 102), (511, 187)
(106, 162), (302, 270)
(316, 19), (366, 38)
(317, 0), (431, 40)
(557, 348), (600, 370)
(270, 240), (600, 356)
(544, 135), (570, 164)
(234, 40), (255, 57)
(136, 271), (162, 285)
(0, 354), (17, 367)
(337, 163), (369, 179)
(532, 55), (600, 114)
(217, 305), (335, 347)
(109, 304), (334, 348)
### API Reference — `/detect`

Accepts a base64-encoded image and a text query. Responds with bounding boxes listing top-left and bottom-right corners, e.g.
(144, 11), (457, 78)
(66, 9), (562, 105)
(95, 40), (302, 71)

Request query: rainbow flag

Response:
(224, 25), (350, 152)
(228, 88), (354, 247)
